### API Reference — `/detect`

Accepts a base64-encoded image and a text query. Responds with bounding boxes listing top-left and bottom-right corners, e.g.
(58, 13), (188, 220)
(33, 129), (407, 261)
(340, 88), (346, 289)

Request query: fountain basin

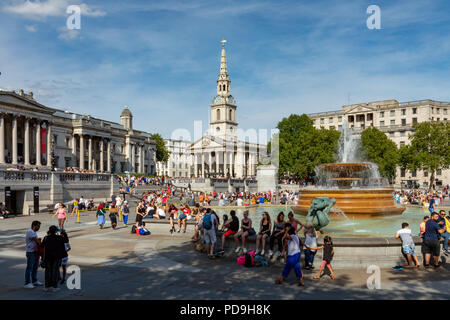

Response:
(294, 188), (406, 217)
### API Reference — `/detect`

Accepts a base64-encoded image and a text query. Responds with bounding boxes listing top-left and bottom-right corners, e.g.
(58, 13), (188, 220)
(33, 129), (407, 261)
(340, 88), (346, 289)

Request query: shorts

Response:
(246, 228), (256, 236)
(402, 244), (416, 256)
(204, 228), (217, 244)
(320, 260), (331, 268)
(224, 229), (238, 238)
(61, 257), (69, 267)
(177, 213), (187, 220)
(74, 205), (79, 209)
(423, 240), (440, 257)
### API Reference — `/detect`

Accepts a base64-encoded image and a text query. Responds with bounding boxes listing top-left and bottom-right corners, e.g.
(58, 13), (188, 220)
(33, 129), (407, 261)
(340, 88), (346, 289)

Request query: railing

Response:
(0, 170), (112, 184)
(4, 172), (25, 180)
(31, 173), (49, 181)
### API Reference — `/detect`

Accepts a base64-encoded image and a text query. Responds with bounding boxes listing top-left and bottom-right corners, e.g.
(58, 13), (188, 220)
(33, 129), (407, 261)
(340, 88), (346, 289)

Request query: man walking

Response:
(24, 221), (42, 289)
(203, 208), (218, 259)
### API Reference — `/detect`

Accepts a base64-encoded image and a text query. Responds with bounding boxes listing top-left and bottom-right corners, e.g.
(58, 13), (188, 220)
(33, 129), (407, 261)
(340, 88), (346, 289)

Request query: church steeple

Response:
(217, 39), (230, 95)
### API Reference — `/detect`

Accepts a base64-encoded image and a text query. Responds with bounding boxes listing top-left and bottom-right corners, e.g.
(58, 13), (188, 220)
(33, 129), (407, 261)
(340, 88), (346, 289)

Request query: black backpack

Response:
(131, 225), (137, 234)
(244, 253), (255, 268)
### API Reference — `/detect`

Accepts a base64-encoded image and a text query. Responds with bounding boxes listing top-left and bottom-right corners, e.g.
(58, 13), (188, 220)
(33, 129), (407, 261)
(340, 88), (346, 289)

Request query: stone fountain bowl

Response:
(294, 188), (406, 217)
(317, 162), (373, 174)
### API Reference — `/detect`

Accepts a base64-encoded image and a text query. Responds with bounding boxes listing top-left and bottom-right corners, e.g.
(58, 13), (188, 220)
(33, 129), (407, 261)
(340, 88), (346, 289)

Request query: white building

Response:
(0, 90), (157, 174)
(308, 99), (450, 188)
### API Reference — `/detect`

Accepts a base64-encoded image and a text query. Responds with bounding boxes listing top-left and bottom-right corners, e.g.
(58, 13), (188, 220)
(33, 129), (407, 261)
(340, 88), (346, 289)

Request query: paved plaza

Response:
(0, 202), (450, 300)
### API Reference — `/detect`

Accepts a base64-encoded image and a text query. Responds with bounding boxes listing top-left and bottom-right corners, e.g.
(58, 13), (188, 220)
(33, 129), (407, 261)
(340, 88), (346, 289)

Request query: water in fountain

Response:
(338, 120), (361, 163)
(332, 205), (351, 222)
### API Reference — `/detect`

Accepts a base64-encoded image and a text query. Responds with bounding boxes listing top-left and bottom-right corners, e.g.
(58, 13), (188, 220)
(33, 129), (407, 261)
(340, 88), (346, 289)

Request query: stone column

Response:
(100, 139), (104, 172)
(12, 115), (18, 165)
(47, 123), (52, 167)
(140, 145), (144, 173)
(0, 114), (4, 164)
(79, 135), (85, 169)
(194, 153), (198, 177)
(131, 144), (135, 172)
(236, 142), (244, 178)
(35, 121), (41, 166)
(24, 118), (30, 166)
(88, 136), (93, 170)
(201, 152), (205, 178)
(107, 140), (111, 172)
(208, 151), (212, 175)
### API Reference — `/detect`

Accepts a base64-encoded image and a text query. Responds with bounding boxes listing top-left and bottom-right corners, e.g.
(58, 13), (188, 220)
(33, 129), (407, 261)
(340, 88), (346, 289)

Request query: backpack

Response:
(203, 214), (212, 230)
(131, 225), (137, 234)
(244, 253), (255, 267)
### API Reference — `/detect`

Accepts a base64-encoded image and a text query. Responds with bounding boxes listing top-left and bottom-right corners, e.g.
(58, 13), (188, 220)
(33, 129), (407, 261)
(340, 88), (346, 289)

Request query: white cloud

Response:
(25, 24), (37, 32)
(3, 0), (105, 20)
(58, 27), (80, 41)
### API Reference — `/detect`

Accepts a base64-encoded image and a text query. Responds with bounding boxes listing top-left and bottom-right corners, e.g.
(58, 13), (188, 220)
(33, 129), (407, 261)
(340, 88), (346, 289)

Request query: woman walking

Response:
(255, 212), (271, 256)
(41, 226), (66, 292)
(109, 202), (118, 229)
(168, 204), (178, 234)
(275, 223), (304, 286)
(96, 203), (107, 229)
(53, 203), (67, 231)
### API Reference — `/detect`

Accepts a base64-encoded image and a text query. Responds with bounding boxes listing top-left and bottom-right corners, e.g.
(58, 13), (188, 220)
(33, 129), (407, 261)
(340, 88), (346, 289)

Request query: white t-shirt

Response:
(26, 229), (37, 253)
(236, 198), (243, 206)
(287, 234), (301, 256)
(157, 208), (166, 217)
(304, 234), (317, 252)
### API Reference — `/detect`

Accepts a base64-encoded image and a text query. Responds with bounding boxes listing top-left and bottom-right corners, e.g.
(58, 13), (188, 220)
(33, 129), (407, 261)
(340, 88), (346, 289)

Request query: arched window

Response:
(229, 109), (232, 120)
(217, 109), (221, 120)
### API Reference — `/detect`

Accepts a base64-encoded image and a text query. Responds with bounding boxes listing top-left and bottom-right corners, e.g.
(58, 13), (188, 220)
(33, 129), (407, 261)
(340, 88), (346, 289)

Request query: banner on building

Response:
(41, 128), (47, 154)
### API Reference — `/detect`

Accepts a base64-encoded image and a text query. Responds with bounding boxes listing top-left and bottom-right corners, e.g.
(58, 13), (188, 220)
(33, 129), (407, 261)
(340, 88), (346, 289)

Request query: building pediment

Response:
(0, 91), (55, 117)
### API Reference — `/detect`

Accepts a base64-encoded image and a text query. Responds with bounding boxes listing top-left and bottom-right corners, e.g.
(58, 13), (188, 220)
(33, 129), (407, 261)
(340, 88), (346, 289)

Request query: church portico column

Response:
(194, 153), (198, 177)
(201, 152), (205, 178)
(12, 115), (18, 165)
(35, 121), (41, 166)
(223, 151), (227, 177)
(131, 143), (135, 172)
(0, 114), (4, 164)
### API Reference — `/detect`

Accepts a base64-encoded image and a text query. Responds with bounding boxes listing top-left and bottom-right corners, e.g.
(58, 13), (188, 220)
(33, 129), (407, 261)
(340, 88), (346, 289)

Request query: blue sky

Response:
(0, 0), (449, 139)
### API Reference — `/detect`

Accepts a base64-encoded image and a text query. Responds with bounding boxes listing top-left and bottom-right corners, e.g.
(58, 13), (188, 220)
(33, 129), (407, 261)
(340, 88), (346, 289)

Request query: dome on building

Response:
(121, 106), (132, 117)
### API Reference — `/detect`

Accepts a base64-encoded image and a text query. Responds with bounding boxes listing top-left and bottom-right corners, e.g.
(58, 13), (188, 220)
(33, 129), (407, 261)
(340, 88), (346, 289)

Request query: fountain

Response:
(294, 121), (405, 217)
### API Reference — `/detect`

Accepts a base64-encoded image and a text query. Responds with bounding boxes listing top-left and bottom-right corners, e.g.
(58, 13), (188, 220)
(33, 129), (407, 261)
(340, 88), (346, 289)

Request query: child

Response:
(275, 223), (304, 286)
(395, 222), (420, 268)
(59, 231), (71, 284)
(313, 236), (335, 280)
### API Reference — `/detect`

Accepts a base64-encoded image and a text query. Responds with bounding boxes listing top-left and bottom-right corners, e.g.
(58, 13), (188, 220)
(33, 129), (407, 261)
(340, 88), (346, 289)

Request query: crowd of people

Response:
(395, 187), (449, 207)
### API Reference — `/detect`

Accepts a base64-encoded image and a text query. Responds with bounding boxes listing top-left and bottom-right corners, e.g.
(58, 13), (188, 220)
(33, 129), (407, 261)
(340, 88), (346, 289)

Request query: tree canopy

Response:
(275, 114), (340, 178)
(150, 133), (170, 163)
(360, 127), (399, 180)
(398, 121), (450, 189)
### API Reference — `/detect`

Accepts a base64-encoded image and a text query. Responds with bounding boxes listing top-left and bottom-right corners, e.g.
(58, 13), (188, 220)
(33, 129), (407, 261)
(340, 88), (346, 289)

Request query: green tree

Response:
(360, 127), (399, 180)
(150, 133), (170, 163)
(403, 121), (450, 189)
(275, 114), (340, 179)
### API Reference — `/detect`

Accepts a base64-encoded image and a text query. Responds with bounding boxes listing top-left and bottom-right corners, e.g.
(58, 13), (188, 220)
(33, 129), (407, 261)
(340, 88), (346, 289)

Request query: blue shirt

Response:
(429, 198), (435, 209)
(423, 219), (440, 241)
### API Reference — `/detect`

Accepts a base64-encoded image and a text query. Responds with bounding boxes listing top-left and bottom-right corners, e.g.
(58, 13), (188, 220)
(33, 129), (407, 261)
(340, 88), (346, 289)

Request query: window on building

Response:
(424, 171), (428, 177)
(329, 117), (333, 123)
(437, 108), (440, 114)
(437, 169), (442, 176)
(400, 131), (406, 137)
(390, 110), (395, 116)
(390, 119), (395, 125)
(401, 169), (406, 177)
(217, 109), (220, 121)
(412, 108), (417, 114)
(412, 170), (417, 177)
(401, 109), (406, 116)
(390, 132), (395, 137)
(400, 141), (405, 147)
(412, 118), (418, 124)
(320, 118), (324, 124)
(65, 137), (70, 147)
(380, 111), (384, 118)
(380, 121), (385, 127)
(401, 119), (406, 126)
(444, 109), (448, 115)
(338, 125), (342, 130)
(338, 116), (342, 122)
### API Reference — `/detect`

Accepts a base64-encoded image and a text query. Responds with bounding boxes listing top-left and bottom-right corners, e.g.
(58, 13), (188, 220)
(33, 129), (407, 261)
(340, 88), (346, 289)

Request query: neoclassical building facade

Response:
(0, 90), (156, 174)
(308, 99), (450, 188)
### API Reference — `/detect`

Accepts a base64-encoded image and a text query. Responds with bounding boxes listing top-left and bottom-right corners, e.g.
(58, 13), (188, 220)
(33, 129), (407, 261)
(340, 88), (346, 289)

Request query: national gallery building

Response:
(0, 90), (157, 175)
